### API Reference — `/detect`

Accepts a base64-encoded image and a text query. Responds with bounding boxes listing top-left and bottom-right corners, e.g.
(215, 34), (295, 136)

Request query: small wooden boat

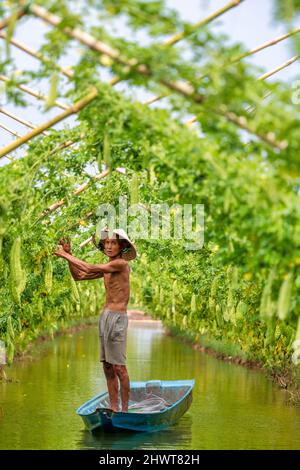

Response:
(76, 379), (195, 432)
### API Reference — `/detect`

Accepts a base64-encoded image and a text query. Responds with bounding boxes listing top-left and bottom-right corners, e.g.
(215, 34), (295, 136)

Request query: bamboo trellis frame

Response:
(0, 31), (74, 78)
(28, 5), (299, 140)
(27, 2), (289, 149)
(0, 5), (28, 30)
(0, 106), (50, 135)
(162, 0), (245, 46)
(258, 54), (300, 81)
(0, 0), (292, 159)
(0, 86), (99, 158)
(0, 1), (292, 250)
(0, 121), (22, 138)
(0, 1), (297, 160)
(0, 74), (69, 110)
(1, 18), (297, 139)
(232, 26), (300, 62)
(0, 0), (293, 237)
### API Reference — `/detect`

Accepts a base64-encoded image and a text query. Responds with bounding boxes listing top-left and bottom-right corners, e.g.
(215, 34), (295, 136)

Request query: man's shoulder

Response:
(108, 258), (128, 269)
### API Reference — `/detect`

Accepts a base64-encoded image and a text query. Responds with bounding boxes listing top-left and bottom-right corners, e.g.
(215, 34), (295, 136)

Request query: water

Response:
(1, 317), (300, 450)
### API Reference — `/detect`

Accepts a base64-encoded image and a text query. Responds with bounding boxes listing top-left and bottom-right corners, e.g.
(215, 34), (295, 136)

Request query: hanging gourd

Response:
(97, 132), (111, 171)
(191, 293), (196, 313)
(9, 236), (27, 305)
(130, 173), (139, 205)
(264, 317), (277, 347)
(103, 132), (111, 169)
(70, 276), (80, 304)
(5, 7), (18, 58)
(235, 300), (248, 321)
(44, 72), (59, 110)
(7, 316), (15, 340)
(259, 266), (276, 320)
(44, 257), (53, 294)
(277, 271), (293, 320)
(160, 286), (164, 304)
(149, 165), (156, 185)
(223, 186), (231, 214)
(171, 280), (177, 314)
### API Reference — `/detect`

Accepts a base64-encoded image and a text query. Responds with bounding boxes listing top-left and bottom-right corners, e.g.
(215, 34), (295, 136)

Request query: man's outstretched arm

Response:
(57, 252), (126, 280)
(53, 248), (103, 280)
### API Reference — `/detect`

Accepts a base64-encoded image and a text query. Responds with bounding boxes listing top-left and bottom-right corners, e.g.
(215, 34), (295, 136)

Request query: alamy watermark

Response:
(95, 196), (204, 250)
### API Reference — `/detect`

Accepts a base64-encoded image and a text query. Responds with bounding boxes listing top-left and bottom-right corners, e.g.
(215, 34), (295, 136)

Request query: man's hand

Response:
(53, 238), (72, 257)
(59, 238), (72, 253)
(53, 245), (67, 258)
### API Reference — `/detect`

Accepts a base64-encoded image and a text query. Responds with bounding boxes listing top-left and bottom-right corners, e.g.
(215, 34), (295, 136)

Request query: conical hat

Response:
(100, 227), (137, 261)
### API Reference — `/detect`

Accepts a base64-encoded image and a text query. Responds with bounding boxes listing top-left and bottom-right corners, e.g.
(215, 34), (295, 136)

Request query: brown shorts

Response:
(98, 308), (129, 365)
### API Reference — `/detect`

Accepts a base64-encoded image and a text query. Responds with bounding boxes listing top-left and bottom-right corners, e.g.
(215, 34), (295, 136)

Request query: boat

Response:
(76, 379), (195, 432)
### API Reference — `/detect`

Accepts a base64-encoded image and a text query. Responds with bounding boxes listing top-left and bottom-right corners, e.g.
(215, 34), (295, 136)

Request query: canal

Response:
(1, 314), (300, 450)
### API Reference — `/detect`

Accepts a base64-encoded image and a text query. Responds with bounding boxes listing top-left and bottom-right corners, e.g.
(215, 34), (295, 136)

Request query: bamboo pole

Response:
(0, 87), (98, 159)
(0, 6), (28, 30)
(216, 106), (288, 150)
(233, 27), (300, 62)
(186, 107), (288, 150)
(0, 121), (22, 137)
(258, 55), (300, 81)
(40, 169), (110, 216)
(0, 31), (74, 78)
(143, 94), (168, 106)
(0, 107), (50, 135)
(163, 0), (244, 46)
(0, 75), (69, 110)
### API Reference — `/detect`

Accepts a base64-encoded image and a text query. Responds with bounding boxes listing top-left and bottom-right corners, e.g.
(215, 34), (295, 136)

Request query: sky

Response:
(0, 0), (299, 166)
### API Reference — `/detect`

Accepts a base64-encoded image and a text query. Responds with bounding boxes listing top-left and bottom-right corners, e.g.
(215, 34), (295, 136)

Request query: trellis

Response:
(0, 0), (299, 241)
(1, 1), (300, 378)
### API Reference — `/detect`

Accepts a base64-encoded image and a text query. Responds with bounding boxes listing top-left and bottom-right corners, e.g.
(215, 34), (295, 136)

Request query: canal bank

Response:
(163, 322), (300, 406)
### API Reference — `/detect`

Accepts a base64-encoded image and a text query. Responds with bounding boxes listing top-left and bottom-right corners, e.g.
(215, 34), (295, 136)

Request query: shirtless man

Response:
(53, 228), (137, 413)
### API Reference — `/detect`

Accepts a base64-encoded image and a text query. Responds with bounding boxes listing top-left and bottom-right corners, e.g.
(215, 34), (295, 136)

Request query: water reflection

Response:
(78, 414), (192, 450)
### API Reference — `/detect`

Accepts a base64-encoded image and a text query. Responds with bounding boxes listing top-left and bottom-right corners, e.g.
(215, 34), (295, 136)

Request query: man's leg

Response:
(113, 365), (130, 412)
(102, 361), (119, 412)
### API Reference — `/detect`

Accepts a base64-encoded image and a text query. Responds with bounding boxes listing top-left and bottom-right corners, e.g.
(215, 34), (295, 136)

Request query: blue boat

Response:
(76, 379), (195, 432)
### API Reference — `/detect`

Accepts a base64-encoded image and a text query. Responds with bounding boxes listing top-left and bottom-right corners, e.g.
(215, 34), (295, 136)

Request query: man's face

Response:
(103, 237), (122, 257)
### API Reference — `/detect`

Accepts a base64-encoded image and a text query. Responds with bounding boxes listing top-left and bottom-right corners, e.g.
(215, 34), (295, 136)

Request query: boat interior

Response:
(81, 382), (192, 414)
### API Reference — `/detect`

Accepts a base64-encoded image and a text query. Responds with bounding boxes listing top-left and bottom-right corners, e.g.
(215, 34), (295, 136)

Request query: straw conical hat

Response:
(99, 227), (137, 261)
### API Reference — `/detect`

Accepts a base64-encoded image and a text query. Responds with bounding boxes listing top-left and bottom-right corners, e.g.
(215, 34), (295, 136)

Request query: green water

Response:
(1, 318), (300, 450)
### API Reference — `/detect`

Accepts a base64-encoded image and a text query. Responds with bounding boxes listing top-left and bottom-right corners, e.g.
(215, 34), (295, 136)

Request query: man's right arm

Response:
(64, 254), (104, 280)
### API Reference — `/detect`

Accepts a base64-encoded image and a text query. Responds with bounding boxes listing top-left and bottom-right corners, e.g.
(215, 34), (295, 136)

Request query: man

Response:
(53, 227), (137, 413)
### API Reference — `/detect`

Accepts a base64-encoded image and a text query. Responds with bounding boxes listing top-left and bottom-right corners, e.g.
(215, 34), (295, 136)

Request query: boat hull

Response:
(77, 379), (194, 433)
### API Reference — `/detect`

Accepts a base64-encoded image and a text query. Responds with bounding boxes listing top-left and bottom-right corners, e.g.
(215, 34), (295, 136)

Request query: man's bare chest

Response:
(103, 271), (127, 289)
